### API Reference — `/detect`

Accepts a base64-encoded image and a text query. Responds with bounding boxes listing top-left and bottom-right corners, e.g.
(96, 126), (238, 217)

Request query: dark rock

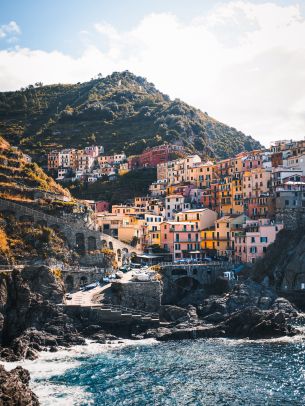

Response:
(220, 307), (297, 339)
(91, 333), (106, 344)
(82, 325), (104, 337)
(198, 280), (279, 318)
(0, 364), (39, 405)
(271, 297), (298, 316)
(160, 305), (188, 322)
(203, 312), (225, 323)
(156, 307), (299, 342)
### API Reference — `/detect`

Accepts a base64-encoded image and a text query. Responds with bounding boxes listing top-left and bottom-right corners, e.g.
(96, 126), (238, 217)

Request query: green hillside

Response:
(0, 71), (261, 163)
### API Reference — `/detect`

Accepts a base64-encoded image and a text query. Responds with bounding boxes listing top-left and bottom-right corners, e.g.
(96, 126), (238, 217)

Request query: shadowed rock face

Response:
(0, 365), (39, 405)
(153, 306), (298, 342)
(0, 265), (84, 361)
(252, 228), (305, 291)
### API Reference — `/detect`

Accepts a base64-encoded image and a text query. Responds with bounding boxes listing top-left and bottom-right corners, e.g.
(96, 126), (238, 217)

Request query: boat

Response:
(133, 272), (150, 282)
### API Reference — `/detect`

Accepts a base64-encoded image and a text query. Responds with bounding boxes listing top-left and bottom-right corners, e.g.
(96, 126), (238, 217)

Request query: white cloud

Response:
(0, 2), (304, 146)
(0, 21), (21, 39)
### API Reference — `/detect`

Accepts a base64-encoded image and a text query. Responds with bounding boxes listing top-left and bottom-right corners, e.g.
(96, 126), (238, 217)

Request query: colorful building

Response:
(160, 221), (201, 261)
(234, 219), (283, 263)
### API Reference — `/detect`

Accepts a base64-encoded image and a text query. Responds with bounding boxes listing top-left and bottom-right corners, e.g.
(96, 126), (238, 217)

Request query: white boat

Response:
(134, 272), (150, 281)
(116, 271), (124, 279)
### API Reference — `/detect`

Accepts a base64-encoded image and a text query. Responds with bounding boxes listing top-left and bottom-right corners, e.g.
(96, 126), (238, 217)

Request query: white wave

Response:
(2, 338), (158, 406)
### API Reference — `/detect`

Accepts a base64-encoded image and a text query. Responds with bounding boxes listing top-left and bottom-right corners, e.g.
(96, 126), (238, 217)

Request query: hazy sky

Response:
(0, 0), (304, 146)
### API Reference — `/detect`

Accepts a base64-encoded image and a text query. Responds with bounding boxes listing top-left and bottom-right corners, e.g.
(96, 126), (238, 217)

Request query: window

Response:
(260, 237), (268, 243)
(251, 237), (255, 243)
(285, 200), (289, 206)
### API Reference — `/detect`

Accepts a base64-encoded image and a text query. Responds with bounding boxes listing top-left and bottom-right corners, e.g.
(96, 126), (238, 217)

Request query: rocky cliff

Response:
(0, 265), (84, 361)
(252, 228), (305, 291)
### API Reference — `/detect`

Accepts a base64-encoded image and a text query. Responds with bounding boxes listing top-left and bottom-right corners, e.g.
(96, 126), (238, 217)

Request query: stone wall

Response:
(110, 281), (161, 313)
(276, 208), (305, 230)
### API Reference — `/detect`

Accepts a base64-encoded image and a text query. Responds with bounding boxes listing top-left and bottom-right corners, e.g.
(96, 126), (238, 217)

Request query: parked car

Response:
(116, 271), (124, 279)
(202, 257), (212, 263)
(82, 282), (98, 291)
(130, 263), (141, 269)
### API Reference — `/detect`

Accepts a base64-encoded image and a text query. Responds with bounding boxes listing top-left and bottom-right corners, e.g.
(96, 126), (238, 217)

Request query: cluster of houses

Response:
(47, 145), (127, 182)
(47, 144), (184, 183)
(87, 139), (305, 264)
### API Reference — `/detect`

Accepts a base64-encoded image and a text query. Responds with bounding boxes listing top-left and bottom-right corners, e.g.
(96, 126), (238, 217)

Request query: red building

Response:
(128, 144), (184, 169)
(94, 201), (110, 213)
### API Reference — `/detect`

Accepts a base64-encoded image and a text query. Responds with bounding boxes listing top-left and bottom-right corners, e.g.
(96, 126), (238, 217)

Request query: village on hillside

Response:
(46, 140), (305, 266)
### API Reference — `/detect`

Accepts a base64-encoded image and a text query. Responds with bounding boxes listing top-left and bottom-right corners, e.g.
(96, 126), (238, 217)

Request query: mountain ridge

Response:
(0, 71), (262, 162)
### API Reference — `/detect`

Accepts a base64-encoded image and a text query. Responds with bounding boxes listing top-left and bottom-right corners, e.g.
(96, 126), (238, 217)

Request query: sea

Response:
(4, 336), (305, 406)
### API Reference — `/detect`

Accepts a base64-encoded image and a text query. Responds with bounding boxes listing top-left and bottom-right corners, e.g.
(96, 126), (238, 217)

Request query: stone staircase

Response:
(65, 303), (160, 326)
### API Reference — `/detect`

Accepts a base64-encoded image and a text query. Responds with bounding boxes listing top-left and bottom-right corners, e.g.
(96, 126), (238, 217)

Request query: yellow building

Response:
(117, 215), (146, 249)
(201, 214), (247, 257)
(187, 161), (216, 188)
(174, 208), (217, 231)
(232, 177), (244, 214)
(144, 213), (163, 246)
(219, 176), (233, 216)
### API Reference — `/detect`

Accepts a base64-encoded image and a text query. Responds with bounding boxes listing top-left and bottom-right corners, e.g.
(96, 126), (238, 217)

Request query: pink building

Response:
(242, 154), (263, 172)
(234, 219), (283, 263)
(160, 221), (201, 261)
(85, 146), (100, 158)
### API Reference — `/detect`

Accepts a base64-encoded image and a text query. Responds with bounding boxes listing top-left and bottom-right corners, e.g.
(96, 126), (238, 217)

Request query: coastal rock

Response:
(0, 266), (84, 360)
(198, 280), (279, 319)
(0, 365), (39, 405)
(160, 305), (189, 322)
(156, 307), (299, 341)
(221, 307), (297, 339)
(271, 297), (298, 316)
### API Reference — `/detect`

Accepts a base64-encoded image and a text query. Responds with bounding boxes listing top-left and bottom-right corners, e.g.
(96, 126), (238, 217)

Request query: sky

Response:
(0, 0), (305, 147)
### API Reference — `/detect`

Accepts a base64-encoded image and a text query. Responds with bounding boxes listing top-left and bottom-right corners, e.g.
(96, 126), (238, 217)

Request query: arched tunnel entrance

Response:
(65, 275), (74, 292)
(175, 276), (200, 295)
(163, 275), (202, 305)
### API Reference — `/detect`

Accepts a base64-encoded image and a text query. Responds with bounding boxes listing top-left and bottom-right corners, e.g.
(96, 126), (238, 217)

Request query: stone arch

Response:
(76, 232), (86, 254)
(19, 215), (34, 223)
(80, 275), (88, 286)
(175, 276), (200, 293)
(65, 275), (74, 292)
(1, 209), (16, 218)
(50, 224), (61, 232)
(37, 219), (48, 227)
(88, 236), (97, 251)
(109, 241), (113, 250)
(122, 247), (129, 264)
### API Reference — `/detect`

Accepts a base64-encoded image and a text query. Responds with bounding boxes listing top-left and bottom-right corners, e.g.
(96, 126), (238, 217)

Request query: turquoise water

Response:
(37, 339), (305, 405)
